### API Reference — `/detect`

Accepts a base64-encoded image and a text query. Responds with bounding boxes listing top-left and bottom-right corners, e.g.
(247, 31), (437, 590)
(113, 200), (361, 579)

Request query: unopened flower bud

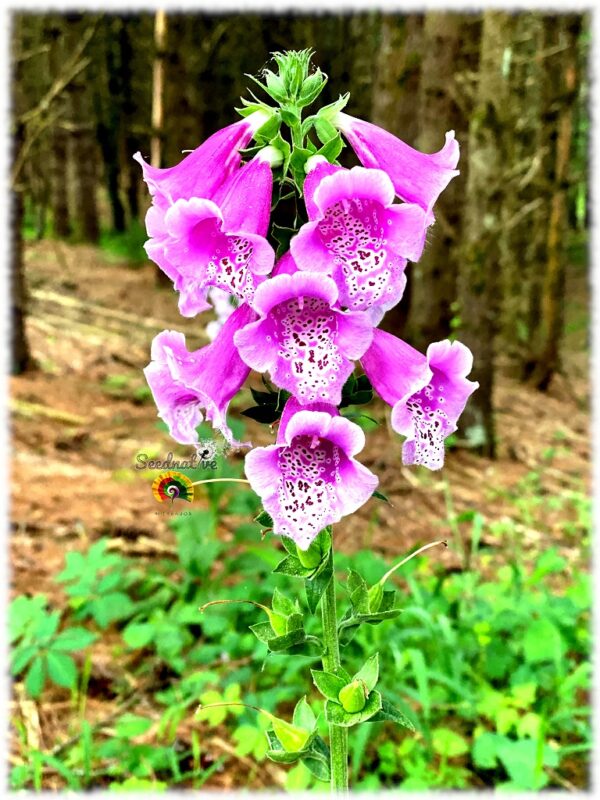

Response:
(257, 145), (284, 168)
(338, 680), (368, 713)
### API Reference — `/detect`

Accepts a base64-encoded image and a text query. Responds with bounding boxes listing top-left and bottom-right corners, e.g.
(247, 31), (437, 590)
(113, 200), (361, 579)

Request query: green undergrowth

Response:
(10, 426), (590, 791)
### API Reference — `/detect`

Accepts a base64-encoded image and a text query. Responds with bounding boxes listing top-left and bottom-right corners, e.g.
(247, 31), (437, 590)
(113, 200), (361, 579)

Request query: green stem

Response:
(321, 548), (348, 794)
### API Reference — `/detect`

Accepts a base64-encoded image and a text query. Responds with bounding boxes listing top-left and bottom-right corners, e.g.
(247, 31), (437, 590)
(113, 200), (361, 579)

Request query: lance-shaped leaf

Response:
(311, 669), (347, 703)
(325, 690), (382, 727)
(254, 509), (274, 528)
(302, 735), (331, 781)
(305, 550), (333, 614)
(266, 730), (330, 781)
(368, 697), (417, 731)
(293, 696), (317, 731)
(273, 555), (314, 578)
(347, 569), (369, 614)
(339, 590), (401, 645)
(272, 588), (299, 617)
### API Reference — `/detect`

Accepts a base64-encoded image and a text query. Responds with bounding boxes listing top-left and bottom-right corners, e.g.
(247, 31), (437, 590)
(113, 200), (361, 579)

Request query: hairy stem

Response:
(321, 548), (348, 794)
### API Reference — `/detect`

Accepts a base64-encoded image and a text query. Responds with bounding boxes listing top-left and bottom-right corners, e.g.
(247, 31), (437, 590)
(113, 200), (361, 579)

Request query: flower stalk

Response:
(320, 545), (349, 794)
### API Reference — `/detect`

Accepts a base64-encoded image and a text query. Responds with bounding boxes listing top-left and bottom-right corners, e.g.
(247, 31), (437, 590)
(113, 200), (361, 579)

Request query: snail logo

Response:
(152, 471), (194, 504)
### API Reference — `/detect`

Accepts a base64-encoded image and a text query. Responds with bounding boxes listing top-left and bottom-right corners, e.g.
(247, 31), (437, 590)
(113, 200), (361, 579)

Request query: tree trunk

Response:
(151, 10), (167, 169)
(496, 14), (545, 371)
(71, 98), (100, 242)
(11, 182), (32, 374)
(119, 17), (140, 223)
(48, 17), (71, 237)
(371, 14), (423, 339)
(525, 16), (581, 390)
(457, 11), (516, 458)
(406, 12), (465, 351)
(11, 20), (32, 373)
(152, 10), (171, 286)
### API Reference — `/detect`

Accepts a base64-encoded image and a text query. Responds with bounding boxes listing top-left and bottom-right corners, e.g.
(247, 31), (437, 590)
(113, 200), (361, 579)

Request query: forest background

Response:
(8, 9), (592, 792)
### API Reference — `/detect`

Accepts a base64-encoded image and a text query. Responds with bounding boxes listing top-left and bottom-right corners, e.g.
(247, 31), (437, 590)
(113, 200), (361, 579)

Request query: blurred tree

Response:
(11, 17), (32, 374)
(457, 10), (516, 457)
(93, 16), (127, 232)
(151, 10), (167, 169)
(47, 16), (72, 238)
(406, 13), (465, 350)
(524, 15), (582, 390)
(496, 14), (545, 370)
(372, 14), (423, 338)
(69, 15), (100, 244)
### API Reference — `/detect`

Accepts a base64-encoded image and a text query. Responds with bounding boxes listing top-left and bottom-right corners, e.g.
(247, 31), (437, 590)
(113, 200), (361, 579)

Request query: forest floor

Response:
(10, 239), (591, 789)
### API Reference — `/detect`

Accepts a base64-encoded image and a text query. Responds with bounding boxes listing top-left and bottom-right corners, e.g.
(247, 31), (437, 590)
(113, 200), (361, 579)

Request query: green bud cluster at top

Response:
(237, 48), (350, 196)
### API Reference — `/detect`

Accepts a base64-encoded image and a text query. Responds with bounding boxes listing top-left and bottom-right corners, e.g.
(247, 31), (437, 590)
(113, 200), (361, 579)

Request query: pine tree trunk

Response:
(525, 16), (581, 390)
(71, 94), (100, 242)
(406, 12), (464, 351)
(496, 14), (545, 372)
(119, 17), (140, 223)
(457, 11), (516, 457)
(151, 10), (167, 170)
(11, 20), (32, 373)
(48, 17), (71, 237)
(152, 10), (171, 286)
(11, 181), (32, 374)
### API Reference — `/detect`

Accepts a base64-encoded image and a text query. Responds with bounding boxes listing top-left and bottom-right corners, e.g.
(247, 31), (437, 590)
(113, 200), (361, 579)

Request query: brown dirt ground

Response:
(10, 240), (591, 789)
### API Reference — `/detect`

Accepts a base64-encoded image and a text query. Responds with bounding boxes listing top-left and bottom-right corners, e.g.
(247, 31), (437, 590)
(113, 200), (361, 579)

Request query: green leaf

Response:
(255, 111), (281, 141)
(115, 713), (153, 738)
(472, 731), (503, 769)
(301, 736), (331, 781)
(293, 696), (316, 731)
(316, 92), (350, 122)
(272, 717), (312, 752)
(272, 588), (297, 617)
(250, 388), (276, 406)
(266, 627), (308, 652)
(305, 551), (333, 613)
(347, 569), (369, 614)
(25, 656), (46, 698)
(249, 621), (276, 644)
(241, 405), (281, 424)
(298, 71), (327, 108)
(372, 489), (390, 503)
(265, 730), (305, 764)
(52, 627), (97, 651)
(496, 738), (558, 790)
(273, 555), (313, 578)
(46, 651), (78, 689)
(368, 697), (416, 731)
(122, 622), (155, 649)
(285, 612), (304, 632)
(33, 610), (61, 641)
(325, 690), (382, 727)
(523, 618), (565, 664)
(91, 592), (134, 628)
(315, 134), (344, 163)
(354, 653), (379, 692)
(311, 669), (346, 702)
(314, 117), (337, 144)
(11, 645), (38, 675)
(272, 224), (297, 259)
(281, 536), (299, 556)
(432, 727), (469, 758)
